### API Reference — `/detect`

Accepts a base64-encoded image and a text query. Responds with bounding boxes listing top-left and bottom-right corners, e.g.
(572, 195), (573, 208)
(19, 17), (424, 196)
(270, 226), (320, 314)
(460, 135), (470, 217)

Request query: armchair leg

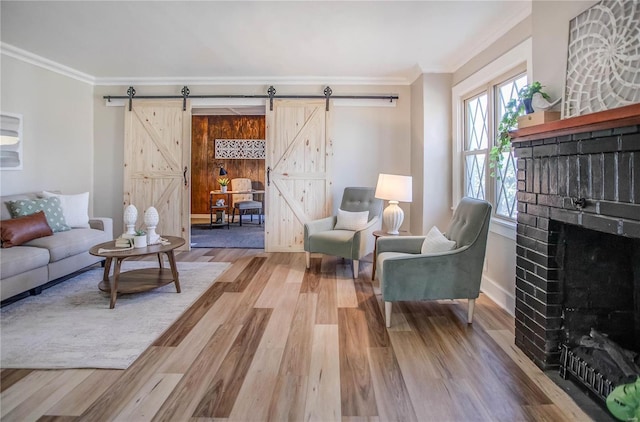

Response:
(385, 301), (392, 328)
(468, 298), (476, 324)
(352, 260), (359, 279)
(305, 251), (310, 269)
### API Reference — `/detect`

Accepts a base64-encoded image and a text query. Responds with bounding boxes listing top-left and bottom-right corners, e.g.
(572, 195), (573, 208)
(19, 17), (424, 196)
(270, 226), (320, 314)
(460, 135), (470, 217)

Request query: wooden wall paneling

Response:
(191, 115), (266, 214)
(191, 117), (209, 214)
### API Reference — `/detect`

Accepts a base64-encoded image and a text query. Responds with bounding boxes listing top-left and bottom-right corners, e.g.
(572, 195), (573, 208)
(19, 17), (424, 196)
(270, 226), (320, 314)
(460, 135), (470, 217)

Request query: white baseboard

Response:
(480, 274), (515, 317)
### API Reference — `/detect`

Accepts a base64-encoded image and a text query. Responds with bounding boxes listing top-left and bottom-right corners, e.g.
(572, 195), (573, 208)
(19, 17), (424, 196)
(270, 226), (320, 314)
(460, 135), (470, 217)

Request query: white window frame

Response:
(452, 38), (532, 240)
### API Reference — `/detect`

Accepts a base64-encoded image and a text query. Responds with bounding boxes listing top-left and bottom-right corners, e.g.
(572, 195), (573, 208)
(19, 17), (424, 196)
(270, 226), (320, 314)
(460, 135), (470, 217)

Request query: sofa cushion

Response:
(1, 211), (53, 248)
(334, 209), (369, 231)
(0, 246), (50, 279)
(7, 197), (70, 233)
(42, 191), (90, 228)
(421, 226), (457, 254)
(24, 228), (107, 262)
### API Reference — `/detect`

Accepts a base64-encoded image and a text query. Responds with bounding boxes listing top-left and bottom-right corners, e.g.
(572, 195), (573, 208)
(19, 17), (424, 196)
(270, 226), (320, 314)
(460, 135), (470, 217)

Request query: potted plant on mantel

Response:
(489, 82), (551, 175)
(218, 177), (230, 193)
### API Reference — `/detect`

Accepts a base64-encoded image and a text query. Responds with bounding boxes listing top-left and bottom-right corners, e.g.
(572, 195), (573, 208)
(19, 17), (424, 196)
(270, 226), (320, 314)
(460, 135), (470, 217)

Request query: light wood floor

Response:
(1, 248), (592, 421)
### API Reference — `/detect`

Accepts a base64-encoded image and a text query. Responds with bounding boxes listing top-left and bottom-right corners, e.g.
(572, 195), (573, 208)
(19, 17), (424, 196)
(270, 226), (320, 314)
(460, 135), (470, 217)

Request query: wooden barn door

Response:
(124, 100), (191, 249)
(265, 99), (333, 252)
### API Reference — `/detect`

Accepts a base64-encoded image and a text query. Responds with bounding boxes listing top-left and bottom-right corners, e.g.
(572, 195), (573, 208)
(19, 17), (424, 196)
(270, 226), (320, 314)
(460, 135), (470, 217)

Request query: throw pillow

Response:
(334, 209), (369, 231)
(421, 226), (457, 254)
(7, 196), (70, 233)
(42, 191), (90, 228)
(1, 211), (53, 248)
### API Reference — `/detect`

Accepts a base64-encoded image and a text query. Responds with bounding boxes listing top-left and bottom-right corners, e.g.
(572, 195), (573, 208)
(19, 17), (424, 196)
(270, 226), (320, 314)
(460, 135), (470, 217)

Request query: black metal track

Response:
(104, 85), (399, 111)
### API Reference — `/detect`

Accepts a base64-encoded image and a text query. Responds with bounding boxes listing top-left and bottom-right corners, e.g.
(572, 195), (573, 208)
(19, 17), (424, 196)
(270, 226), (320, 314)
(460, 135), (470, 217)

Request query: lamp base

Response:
(383, 201), (404, 235)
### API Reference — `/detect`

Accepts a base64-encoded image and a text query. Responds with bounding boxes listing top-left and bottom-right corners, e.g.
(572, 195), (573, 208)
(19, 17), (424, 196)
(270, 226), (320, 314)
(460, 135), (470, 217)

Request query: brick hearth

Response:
(511, 104), (640, 370)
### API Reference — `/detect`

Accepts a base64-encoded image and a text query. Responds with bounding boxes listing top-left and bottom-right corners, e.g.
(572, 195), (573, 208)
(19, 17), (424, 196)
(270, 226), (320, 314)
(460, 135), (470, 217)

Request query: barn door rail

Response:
(104, 86), (399, 111)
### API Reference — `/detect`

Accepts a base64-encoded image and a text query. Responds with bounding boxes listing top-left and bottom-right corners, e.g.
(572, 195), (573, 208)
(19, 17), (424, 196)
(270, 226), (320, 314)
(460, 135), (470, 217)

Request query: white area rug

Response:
(0, 261), (229, 369)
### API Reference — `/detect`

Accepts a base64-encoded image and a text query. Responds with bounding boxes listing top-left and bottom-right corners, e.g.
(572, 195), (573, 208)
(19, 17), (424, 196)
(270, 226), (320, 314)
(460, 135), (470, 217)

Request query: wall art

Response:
(564, 0), (640, 117)
(215, 139), (265, 159)
(0, 112), (23, 170)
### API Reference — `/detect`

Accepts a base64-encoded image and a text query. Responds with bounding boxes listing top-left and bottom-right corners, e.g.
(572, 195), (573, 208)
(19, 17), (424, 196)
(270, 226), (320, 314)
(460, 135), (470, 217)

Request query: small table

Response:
(209, 189), (265, 228)
(89, 236), (186, 309)
(372, 230), (411, 280)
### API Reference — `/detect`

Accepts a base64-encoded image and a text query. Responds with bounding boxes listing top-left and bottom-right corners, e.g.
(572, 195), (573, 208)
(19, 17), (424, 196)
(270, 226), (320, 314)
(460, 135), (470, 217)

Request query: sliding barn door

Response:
(265, 99), (333, 252)
(124, 100), (191, 249)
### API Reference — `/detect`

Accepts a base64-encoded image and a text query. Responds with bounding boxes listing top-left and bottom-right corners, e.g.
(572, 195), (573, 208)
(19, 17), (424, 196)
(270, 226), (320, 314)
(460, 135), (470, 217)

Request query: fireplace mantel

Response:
(511, 103), (640, 143)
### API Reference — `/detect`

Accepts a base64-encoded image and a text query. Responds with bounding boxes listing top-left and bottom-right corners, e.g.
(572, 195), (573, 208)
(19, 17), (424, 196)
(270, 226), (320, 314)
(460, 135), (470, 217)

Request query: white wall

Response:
(410, 75), (425, 235)
(410, 73), (453, 236)
(531, 0), (597, 102)
(422, 74), (452, 233)
(0, 55), (94, 210)
(93, 84), (411, 235)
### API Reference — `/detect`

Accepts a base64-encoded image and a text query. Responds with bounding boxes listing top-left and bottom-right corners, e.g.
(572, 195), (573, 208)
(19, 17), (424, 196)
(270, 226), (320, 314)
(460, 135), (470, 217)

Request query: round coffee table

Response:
(89, 236), (186, 309)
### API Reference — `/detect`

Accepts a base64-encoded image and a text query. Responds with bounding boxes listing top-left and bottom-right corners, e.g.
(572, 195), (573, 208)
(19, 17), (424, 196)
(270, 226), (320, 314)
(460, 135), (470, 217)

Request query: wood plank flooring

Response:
(0, 248), (593, 421)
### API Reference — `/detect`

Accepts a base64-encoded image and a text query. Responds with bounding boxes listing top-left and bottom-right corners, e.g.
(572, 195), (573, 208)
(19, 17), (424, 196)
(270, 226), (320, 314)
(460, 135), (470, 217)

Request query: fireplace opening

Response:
(556, 223), (640, 403)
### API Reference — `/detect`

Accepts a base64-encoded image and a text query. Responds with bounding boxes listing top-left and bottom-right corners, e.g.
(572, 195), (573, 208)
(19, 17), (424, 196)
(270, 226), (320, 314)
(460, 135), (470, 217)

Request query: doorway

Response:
(189, 112), (266, 249)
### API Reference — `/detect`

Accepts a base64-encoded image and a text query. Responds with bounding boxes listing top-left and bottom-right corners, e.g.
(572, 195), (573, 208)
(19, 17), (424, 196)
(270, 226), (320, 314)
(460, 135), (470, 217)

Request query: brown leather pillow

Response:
(1, 211), (54, 248)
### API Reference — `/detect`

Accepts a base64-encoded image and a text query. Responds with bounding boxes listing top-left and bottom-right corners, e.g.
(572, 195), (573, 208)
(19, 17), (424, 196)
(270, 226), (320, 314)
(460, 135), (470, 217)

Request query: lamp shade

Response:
(375, 173), (412, 202)
(219, 167), (228, 176)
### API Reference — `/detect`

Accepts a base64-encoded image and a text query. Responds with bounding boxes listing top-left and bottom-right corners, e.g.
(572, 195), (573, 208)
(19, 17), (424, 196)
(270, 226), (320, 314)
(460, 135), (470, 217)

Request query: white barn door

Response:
(123, 100), (191, 249)
(265, 99), (333, 252)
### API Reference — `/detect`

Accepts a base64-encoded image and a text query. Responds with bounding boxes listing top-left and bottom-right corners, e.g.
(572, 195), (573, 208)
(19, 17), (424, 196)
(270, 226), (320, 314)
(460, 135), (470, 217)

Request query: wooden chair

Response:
(231, 178), (262, 226)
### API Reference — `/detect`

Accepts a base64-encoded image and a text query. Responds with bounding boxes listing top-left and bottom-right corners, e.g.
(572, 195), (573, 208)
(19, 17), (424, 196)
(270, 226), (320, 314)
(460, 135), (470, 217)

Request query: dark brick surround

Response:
(512, 122), (640, 370)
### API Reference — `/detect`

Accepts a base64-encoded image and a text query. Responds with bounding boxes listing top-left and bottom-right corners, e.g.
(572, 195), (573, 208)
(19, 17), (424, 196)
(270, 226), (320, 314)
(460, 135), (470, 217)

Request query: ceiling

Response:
(0, 1), (531, 86)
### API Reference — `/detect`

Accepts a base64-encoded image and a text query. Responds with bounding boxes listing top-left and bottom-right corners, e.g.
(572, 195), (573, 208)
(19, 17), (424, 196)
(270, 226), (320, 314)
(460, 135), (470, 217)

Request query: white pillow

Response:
(334, 209), (369, 231)
(421, 226), (457, 254)
(42, 191), (90, 228)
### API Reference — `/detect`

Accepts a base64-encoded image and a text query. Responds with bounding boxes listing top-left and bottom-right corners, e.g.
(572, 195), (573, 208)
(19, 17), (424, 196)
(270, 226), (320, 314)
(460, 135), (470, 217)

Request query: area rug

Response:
(0, 261), (229, 369)
(191, 220), (264, 249)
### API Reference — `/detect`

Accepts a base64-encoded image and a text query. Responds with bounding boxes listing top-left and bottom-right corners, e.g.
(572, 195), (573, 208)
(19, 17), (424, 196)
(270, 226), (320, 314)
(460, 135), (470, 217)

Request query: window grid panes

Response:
(494, 75), (527, 220)
(463, 93), (488, 200)
(461, 71), (526, 221)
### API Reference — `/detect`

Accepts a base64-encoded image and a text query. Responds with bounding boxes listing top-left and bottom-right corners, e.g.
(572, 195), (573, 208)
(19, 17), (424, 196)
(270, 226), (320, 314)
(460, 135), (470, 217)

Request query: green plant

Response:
(489, 82), (550, 175)
(135, 229), (146, 236)
(217, 177), (230, 186)
(518, 81), (550, 100)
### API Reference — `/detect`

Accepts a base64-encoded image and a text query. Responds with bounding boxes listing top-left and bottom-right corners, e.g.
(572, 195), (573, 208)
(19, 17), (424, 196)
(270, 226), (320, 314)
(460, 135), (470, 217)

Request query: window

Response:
(461, 71), (526, 221)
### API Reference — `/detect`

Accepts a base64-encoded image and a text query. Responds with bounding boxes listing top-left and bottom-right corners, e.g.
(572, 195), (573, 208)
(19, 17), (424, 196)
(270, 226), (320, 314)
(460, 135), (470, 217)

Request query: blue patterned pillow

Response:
(7, 197), (70, 233)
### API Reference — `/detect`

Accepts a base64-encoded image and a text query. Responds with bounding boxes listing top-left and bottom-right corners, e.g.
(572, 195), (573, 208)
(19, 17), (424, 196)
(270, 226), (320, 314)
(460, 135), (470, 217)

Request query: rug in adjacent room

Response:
(0, 261), (229, 369)
(191, 220), (264, 249)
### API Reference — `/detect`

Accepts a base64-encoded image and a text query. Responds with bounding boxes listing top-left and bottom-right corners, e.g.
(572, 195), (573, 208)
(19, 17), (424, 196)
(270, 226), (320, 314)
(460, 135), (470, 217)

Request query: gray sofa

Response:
(0, 192), (113, 302)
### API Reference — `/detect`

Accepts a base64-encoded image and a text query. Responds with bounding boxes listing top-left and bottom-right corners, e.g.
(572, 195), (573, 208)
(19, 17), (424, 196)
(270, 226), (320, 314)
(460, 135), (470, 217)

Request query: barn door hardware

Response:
(181, 86), (190, 111)
(109, 86), (399, 111)
(127, 86), (136, 111)
(267, 86), (276, 111)
(324, 86), (333, 111)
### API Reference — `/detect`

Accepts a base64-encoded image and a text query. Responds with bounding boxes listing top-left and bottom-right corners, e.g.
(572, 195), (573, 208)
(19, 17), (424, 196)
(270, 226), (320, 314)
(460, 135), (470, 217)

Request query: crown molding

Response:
(94, 75), (412, 87)
(0, 43), (95, 85)
(0, 43), (413, 87)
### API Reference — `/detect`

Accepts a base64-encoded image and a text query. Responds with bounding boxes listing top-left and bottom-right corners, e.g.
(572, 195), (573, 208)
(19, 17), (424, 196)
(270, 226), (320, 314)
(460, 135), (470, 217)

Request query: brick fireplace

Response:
(511, 104), (640, 370)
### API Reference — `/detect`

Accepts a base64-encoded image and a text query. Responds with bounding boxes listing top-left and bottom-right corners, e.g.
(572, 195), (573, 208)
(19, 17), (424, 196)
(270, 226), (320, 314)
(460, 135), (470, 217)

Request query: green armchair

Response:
(304, 187), (383, 278)
(376, 197), (491, 327)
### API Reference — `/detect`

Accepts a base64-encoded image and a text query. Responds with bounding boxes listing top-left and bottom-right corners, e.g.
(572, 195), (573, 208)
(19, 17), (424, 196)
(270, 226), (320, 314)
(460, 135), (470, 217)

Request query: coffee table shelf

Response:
(89, 236), (186, 309)
(98, 268), (176, 294)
